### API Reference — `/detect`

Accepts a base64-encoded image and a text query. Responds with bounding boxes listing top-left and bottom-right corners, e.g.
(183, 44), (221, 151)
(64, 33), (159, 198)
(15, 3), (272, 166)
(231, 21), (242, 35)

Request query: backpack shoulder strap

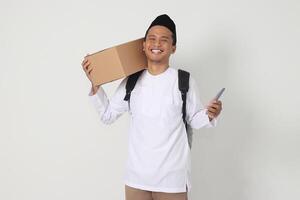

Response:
(124, 69), (145, 102)
(178, 69), (190, 131)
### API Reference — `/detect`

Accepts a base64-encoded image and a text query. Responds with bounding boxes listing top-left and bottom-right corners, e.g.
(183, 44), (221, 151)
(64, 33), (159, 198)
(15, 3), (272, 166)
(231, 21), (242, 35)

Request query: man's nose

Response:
(154, 39), (161, 46)
(154, 40), (160, 47)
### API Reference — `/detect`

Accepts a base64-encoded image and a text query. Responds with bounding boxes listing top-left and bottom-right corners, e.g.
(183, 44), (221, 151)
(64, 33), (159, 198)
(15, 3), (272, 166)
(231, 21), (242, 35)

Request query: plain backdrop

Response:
(1, 0), (299, 199)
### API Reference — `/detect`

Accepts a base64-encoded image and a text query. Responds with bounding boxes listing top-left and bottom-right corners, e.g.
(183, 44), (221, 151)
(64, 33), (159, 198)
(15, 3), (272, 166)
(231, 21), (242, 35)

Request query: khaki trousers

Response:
(125, 185), (188, 200)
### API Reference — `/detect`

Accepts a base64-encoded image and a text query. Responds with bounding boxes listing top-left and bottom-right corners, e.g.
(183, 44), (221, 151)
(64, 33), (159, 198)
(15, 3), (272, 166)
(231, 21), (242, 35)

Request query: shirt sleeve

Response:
(88, 77), (129, 125)
(185, 76), (217, 129)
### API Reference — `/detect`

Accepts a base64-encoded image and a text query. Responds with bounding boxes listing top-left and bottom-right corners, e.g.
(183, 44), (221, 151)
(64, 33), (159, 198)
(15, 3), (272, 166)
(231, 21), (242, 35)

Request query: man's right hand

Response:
(81, 54), (99, 95)
(81, 54), (93, 82)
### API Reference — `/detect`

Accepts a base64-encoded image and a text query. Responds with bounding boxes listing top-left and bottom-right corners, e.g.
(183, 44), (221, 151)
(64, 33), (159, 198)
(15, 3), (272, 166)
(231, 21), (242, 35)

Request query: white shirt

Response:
(88, 67), (216, 193)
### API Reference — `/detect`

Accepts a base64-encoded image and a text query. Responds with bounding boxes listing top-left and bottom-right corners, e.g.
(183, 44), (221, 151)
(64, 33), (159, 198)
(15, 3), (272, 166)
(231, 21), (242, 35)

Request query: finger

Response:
(207, 109), (217, 115)
(207, 110), (218, 118)
(210, 102), (222, 110)
(215, 102), (222, 110)
(87, 68), (93, 75)
(209, 106), (222, 115)
(86, 64), (94, 73)
(207, 106), (217, 113)
(209, 104), (219, 109)
(206, 111), (215, 119)
(82, 63), (88, 71)
(82, 58), (88, 66)
(83, 62), (91, 71)
(82, 59), (87, 66)
(207, 106), (221, 116)
(84, 67), (92, 76)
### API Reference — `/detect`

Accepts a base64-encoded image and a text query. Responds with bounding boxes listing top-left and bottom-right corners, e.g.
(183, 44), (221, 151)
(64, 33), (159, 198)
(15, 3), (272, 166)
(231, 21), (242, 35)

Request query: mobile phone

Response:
(214, 88), (225, 100)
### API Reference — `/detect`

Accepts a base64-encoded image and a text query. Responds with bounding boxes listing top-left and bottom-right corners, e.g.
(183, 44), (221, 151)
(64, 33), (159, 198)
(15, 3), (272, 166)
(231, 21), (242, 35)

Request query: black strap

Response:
(178, 69), (190, 131)
(124, 69), (145, 110)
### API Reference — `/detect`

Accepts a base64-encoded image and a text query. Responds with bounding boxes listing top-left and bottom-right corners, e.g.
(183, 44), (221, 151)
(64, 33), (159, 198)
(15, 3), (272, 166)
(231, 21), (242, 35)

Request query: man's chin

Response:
(146, 55), (166, 62)
(147, 58), (165, 63)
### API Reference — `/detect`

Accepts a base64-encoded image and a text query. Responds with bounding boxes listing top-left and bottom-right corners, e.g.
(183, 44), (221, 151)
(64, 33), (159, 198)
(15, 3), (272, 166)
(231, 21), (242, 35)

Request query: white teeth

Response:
(151, 49), (162, 54)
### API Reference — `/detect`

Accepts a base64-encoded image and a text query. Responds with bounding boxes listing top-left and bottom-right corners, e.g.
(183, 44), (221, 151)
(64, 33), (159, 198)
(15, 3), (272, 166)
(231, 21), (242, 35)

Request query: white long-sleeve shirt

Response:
(88, 67), (216, 193)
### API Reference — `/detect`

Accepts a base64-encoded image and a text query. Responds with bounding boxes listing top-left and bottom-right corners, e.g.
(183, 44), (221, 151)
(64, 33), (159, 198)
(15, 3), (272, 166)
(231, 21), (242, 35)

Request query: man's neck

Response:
(147, 61), (169, 75)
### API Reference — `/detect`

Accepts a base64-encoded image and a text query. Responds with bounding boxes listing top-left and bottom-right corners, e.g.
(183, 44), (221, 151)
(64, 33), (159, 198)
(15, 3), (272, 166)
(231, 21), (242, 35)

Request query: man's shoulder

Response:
(169, 67), (178, 75)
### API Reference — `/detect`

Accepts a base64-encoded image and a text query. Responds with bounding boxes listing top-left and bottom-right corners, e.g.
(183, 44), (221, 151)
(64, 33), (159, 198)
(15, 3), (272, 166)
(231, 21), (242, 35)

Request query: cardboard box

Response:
(86, 38), (147, 86)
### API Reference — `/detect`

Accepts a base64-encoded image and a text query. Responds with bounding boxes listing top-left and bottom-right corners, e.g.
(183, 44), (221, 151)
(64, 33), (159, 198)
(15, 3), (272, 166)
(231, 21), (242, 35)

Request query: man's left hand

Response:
(206, 100), (222, 121)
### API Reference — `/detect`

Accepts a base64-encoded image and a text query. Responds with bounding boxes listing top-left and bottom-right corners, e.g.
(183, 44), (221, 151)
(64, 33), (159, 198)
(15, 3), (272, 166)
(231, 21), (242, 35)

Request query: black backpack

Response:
(123, 68), (194, 149)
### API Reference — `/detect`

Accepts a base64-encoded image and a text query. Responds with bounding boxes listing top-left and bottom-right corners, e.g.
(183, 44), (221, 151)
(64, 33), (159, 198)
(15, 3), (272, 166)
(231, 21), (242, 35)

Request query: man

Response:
(82, 14), (222, 200)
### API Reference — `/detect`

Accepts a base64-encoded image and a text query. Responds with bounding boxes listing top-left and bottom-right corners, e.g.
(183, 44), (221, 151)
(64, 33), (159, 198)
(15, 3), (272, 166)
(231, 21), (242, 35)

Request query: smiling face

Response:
(143, 25), (176, 65)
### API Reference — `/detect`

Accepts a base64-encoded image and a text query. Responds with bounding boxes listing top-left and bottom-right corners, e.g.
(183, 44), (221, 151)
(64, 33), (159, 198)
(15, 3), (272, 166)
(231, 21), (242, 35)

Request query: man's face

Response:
(143, 25), (176, 64)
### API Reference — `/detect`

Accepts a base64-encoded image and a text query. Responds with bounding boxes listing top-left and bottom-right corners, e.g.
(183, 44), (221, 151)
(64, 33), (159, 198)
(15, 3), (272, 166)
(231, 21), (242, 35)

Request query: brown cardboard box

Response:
(86, 38), (147, 86)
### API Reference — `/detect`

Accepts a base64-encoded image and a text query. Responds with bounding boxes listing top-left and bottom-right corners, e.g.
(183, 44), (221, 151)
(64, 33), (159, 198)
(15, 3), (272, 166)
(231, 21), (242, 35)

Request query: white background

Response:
(1, 0), (299, 199)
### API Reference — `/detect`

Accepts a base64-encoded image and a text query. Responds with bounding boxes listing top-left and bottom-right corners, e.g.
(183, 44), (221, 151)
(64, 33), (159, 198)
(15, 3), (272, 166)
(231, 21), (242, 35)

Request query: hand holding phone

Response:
(206, 88), (225, 120)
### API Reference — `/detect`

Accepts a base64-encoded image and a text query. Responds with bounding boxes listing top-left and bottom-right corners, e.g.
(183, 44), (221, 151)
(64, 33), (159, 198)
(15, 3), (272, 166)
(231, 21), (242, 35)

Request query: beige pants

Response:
(125, 185), (188, 200)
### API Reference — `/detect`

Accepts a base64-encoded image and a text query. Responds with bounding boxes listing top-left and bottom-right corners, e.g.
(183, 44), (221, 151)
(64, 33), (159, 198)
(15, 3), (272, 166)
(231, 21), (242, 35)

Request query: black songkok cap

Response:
(145, 14), (176, 45)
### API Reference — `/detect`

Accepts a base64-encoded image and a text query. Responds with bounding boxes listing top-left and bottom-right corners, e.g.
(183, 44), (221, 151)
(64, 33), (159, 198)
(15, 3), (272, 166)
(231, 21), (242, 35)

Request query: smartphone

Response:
(214, 88), (225, 100)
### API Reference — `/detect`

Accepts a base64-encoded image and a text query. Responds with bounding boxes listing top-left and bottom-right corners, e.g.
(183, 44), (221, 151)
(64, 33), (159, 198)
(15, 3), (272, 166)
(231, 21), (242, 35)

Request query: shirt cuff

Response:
(88, 86), (108, 111)
(207, 117), (217, 127)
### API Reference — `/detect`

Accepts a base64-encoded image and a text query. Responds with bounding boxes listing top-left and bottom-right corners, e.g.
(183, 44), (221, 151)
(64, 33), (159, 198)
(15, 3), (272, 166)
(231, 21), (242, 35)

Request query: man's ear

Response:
(143, 41), (146, 51)
(172, 45), (176, 54)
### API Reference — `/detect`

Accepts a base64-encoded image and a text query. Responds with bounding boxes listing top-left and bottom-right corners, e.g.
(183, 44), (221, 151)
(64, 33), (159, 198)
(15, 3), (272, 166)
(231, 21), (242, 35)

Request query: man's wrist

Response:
(91, 84), (100, 95)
